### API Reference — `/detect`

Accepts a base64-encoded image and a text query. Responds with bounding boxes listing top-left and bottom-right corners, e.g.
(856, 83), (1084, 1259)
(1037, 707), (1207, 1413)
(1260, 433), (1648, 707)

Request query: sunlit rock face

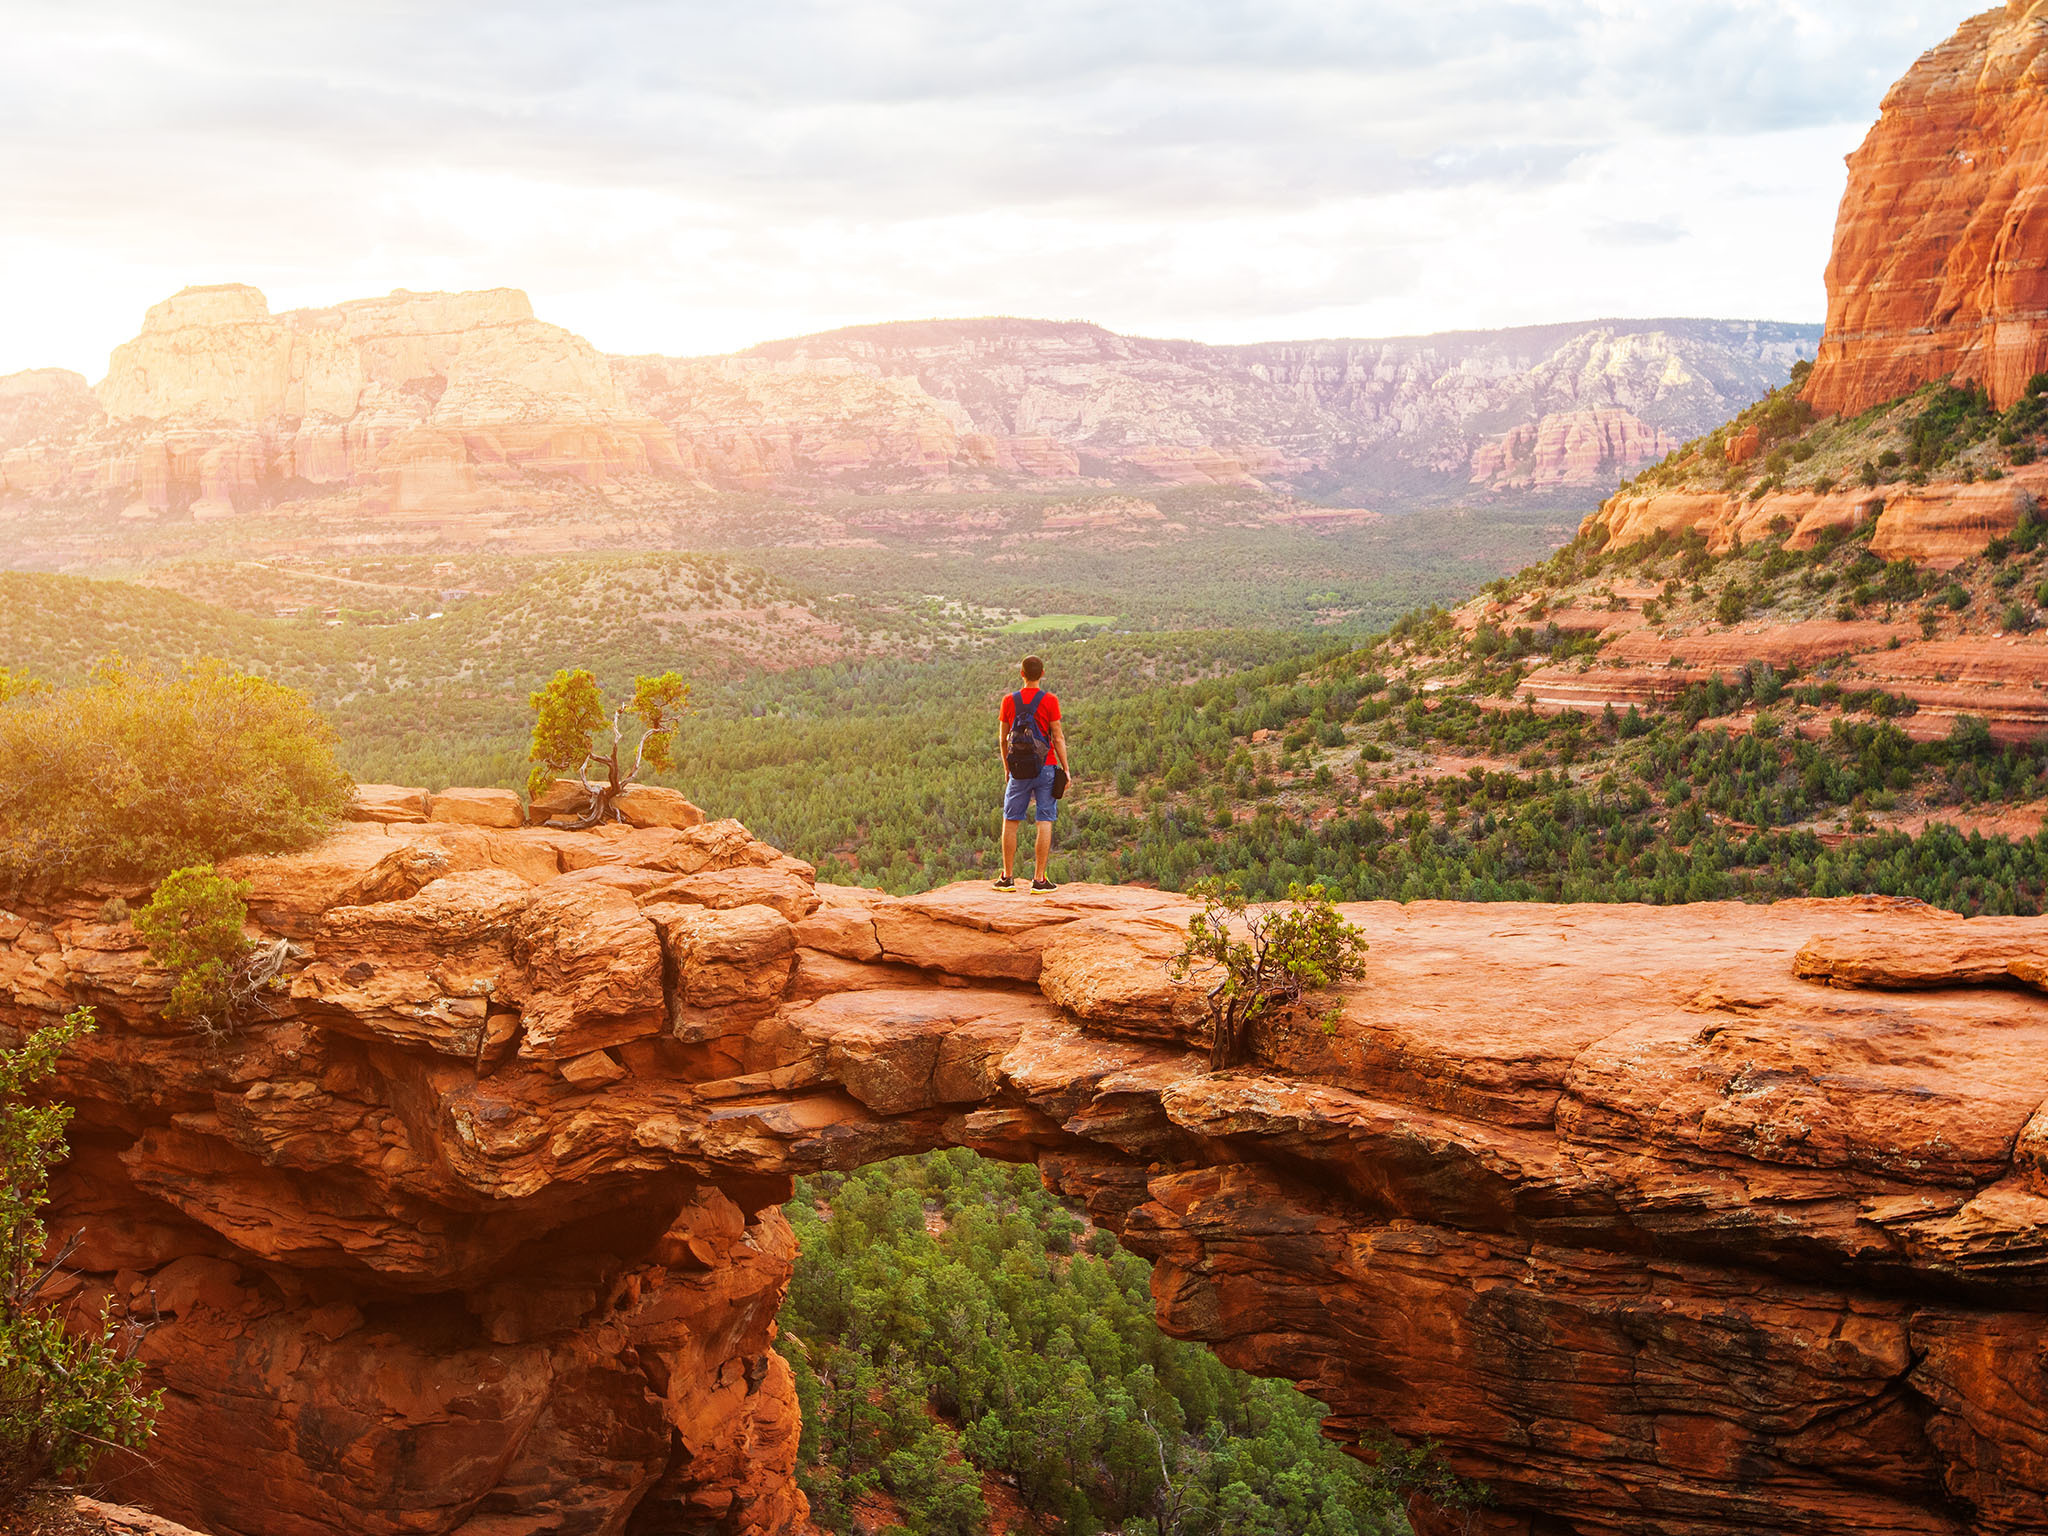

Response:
(6, 803), (2048, 1536)
(1805, 2), (2048, 416)
(0, 289), (1813, 543)
(2, 284), (680, 521)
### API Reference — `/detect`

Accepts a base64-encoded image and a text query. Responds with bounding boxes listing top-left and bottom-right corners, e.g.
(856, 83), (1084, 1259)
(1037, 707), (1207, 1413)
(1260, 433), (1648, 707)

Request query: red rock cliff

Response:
(1805, 3), (2048, 415)
(6, 805), (2048, 1536)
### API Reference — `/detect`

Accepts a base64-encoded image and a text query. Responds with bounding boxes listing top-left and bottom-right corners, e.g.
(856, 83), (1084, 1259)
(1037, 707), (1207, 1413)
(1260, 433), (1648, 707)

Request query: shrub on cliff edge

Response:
(1170, 879), (1369, 1069)
(526, 667), (689, 828)
(1, 1007), (159, 1510)
(134, 865), (256, 1038)
(0, 656), (353, 888)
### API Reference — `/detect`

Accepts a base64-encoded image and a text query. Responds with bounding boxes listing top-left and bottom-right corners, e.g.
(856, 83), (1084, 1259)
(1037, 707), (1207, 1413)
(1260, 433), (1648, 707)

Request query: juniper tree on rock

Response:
(526, 668), (690, 829)
(1170, 879), (1369, 1070)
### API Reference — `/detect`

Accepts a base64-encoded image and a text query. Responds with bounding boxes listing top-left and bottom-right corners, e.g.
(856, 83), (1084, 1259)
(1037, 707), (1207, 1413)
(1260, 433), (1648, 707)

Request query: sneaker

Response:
(992, 875), (1019, 892)
(1031, 877), (1059, 894)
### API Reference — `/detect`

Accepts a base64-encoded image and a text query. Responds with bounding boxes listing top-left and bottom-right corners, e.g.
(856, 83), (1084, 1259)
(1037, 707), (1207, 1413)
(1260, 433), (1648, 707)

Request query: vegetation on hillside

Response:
(778, 1152), (1480, 1536)
(1620, 362), (2048, 502)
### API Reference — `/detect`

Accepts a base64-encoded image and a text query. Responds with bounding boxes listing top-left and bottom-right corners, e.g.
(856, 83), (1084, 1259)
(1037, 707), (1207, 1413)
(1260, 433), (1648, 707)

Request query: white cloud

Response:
(0, 0), (1968, 375)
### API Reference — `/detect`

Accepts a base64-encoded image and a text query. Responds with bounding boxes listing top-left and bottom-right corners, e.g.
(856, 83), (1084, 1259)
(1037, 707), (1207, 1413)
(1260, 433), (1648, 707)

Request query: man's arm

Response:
(998, 720), (1010, 775)
(1050, 719), (1069, 771)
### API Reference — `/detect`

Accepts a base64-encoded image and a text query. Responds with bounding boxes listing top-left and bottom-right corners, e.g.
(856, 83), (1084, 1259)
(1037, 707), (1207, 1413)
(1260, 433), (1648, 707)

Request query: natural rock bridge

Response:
(5, 799), (2048, 1536)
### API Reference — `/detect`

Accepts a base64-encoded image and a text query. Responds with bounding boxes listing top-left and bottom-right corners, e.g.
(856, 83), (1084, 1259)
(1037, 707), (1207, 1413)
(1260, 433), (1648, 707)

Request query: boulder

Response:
(510, 880), (667, 1059)
(526, 778), (595, 824)
(616, 784), (706, 828)
(428, 787), (524, 829)
(347, 784), (430, 823)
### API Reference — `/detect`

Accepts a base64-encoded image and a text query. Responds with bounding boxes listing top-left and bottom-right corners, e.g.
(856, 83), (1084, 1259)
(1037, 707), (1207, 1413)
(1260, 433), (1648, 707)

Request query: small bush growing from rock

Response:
(0, 657), (352, 888)
(135, 865), (253, 1037)
(1170, 879), (1369, 1069)
(1, 1007), (158, 1511)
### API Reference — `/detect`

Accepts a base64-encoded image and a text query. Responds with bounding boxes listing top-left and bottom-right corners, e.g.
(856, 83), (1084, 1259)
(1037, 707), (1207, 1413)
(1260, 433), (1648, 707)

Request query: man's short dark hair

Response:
(1021, 655), (1044, 682)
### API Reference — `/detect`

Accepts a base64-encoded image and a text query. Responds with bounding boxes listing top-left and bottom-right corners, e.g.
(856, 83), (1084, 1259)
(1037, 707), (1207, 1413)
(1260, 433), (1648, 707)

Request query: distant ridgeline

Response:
(0, 283), (1815, 568)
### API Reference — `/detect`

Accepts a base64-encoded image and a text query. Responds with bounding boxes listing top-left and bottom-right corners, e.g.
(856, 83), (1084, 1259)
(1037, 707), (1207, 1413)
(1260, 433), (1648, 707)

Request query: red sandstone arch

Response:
(7, 812), (2048, 1536)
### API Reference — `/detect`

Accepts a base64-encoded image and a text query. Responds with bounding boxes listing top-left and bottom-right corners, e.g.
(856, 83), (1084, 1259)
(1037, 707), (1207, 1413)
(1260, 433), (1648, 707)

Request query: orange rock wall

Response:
(1805, 3), (2048, 415)
(1591, 463), (2048, 568)
(8, 810), (2048, 1535)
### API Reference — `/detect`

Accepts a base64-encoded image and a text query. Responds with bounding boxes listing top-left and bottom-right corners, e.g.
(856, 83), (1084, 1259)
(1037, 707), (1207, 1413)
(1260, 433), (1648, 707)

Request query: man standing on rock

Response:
(995, 655), (1069, 893)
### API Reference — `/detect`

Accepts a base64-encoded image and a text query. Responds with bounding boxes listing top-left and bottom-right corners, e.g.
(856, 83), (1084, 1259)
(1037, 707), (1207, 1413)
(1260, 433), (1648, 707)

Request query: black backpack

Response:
(1005, 689), (1052, 779)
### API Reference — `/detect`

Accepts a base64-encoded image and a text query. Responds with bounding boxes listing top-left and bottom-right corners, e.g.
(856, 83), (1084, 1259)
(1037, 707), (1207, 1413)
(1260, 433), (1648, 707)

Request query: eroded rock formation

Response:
(0, 285), (681, 523)
(1468, 408), (1677, 493)
(7, 802), (2048, 1536)
(0, 294), (1815, 551)
(1805, 2), (2048, 416)
(1594, 466), (2048, 570)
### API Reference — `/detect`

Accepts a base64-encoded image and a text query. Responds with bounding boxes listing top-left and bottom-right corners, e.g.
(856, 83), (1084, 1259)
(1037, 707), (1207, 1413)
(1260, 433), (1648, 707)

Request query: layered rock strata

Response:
(3, 285), (680, 522)
(1805, 2), (2048, 416)
(1594, 468), (2048, 569)
(6, 805), (2048, 1535)
(1506, 622), (2048, 742)
(0, 294), (1815, 538)
(1469, 408), (1677, 492)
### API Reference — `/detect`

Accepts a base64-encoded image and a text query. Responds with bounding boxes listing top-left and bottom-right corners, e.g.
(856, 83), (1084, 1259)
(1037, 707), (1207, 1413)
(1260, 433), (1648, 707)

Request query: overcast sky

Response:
(0, 1), (1973, 378)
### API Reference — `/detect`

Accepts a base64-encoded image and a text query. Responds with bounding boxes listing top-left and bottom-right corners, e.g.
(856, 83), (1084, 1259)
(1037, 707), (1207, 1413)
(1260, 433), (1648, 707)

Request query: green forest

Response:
(776, 1153), (1461, 1536)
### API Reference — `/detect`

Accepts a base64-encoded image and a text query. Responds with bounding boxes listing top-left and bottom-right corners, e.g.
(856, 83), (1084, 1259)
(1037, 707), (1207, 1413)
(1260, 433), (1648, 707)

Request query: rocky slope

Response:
(1805, 2), (2048, 417)
(0, 291), (1815, 557)
(1520, 9), (2048, 753)
(6, 795), (2048, 1536)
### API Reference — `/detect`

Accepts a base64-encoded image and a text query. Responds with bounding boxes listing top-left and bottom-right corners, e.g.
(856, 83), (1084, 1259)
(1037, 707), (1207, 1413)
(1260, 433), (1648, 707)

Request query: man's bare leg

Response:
(1002, 819), (1022, 878)
(1034, 821), (1053, 882)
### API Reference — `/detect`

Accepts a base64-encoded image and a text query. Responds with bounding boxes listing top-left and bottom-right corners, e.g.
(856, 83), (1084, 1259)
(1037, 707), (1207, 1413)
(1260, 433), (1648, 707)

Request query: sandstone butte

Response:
(1588, 5), (2048, 571)
(1804, 1), (2048, 418)
(6, 796), (2048, 1536)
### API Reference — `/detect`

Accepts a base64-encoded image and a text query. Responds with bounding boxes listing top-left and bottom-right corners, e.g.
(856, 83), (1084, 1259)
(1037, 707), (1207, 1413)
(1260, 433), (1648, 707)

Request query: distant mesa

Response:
(0, 283), (1816, 549)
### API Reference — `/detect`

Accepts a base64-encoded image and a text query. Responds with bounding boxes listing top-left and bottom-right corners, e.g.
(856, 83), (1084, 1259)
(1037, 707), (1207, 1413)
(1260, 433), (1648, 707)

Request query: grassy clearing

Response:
(998, 613), (1119, 635)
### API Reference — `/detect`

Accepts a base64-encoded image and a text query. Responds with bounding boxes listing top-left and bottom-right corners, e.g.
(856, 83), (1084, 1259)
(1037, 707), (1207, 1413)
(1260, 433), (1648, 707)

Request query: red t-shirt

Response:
(1001, 688), (1061, 765)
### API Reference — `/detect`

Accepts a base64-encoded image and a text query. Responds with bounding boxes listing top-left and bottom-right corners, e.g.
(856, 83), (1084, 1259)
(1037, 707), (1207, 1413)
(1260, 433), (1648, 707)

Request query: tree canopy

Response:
(526, 667), (689, 826)
(778, 1152), (1434, 1536)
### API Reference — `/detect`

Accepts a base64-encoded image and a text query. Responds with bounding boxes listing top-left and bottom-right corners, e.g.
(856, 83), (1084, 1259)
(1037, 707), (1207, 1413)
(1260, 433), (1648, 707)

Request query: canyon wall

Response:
(1805, 2), (2048, 416)
(0, 294), (1815, 545)
(736, 316), (1814, 504)
(6, 803), (2048, 1536)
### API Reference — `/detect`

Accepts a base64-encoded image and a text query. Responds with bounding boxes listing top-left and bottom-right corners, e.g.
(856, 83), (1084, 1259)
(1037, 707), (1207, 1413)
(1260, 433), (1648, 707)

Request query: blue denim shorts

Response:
(1003, 764), (1058, 823)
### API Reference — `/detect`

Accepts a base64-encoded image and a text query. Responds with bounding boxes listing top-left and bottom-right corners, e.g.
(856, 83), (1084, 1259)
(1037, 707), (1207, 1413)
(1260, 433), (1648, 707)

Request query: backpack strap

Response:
(1014, 689), (1050, 739)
